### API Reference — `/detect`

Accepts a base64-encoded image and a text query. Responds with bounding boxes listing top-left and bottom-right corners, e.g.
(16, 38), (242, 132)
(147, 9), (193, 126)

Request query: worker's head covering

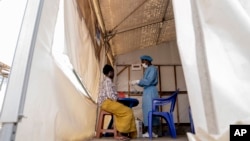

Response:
(140, 55), (153, 62)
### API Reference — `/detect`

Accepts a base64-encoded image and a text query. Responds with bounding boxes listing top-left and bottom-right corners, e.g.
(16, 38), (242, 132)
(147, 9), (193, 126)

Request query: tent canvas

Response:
(0, 0), (250, 140)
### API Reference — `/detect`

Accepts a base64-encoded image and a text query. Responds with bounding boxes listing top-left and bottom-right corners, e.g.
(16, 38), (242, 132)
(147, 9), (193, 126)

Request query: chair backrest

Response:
(152, 89), (179, 112)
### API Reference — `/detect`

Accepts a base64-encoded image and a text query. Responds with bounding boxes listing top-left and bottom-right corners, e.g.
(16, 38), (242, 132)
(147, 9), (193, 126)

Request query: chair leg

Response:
(189, 107), (195, 134)
(148, 111), (153, 139)
(96, 111), (104, 138)
(113, 116), (118, 137)
(167, 114), (176, 138)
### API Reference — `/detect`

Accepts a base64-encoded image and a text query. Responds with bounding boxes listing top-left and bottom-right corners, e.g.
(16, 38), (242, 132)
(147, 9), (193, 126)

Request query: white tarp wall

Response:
(64, 0), (102, 101)
(173, 0), (250, 140)
(0, 0), (102, 140)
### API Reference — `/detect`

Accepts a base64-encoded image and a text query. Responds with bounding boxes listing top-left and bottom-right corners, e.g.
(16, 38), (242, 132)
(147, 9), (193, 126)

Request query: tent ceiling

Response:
(97, 0), (176, 56)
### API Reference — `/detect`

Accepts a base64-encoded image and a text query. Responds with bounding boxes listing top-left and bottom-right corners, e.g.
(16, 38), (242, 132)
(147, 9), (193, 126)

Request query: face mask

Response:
(142, 63), (148, 68)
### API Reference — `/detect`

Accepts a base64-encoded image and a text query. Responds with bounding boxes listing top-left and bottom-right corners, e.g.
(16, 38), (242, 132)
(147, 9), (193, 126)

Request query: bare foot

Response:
(114, 136), (130, 141)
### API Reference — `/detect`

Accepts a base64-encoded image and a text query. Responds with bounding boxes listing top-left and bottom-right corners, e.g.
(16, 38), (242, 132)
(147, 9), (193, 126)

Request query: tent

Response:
(0, 0), (250, 140)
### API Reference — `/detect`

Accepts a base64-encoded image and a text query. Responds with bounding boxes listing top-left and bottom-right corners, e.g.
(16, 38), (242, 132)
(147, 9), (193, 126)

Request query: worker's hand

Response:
(130, 80), (140, 85)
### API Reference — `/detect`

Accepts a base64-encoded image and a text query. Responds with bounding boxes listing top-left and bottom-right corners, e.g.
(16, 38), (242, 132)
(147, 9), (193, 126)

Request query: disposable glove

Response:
(130, 80), (140, 85)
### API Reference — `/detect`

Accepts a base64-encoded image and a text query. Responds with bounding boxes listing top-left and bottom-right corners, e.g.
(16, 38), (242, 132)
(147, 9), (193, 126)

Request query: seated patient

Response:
(98, 64), (137, 140)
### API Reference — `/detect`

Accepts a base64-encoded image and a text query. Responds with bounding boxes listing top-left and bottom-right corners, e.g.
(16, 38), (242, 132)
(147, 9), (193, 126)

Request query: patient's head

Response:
(103, 64), (114, 79)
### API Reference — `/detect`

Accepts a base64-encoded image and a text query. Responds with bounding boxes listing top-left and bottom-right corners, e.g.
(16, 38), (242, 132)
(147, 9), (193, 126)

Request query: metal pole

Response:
(0, 0), (45, 140)
(0, 76), (4, 91)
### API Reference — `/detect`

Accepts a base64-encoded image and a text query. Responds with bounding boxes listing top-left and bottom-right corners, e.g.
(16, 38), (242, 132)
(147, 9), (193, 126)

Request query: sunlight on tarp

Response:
(0, 0), (27, 66)
(51, 0), (91, 99)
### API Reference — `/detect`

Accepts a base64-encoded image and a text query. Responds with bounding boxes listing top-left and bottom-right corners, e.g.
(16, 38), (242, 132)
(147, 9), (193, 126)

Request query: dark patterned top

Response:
(97, 76), (118, 105)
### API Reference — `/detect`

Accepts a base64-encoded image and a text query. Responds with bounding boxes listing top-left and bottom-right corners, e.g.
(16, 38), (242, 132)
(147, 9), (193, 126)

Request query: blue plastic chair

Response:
(189, 106), (195, 134)
(148, 89), (179, 139)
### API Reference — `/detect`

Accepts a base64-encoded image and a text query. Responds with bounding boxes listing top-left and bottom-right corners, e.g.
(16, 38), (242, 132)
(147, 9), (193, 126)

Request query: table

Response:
(117, 97), (139, 108)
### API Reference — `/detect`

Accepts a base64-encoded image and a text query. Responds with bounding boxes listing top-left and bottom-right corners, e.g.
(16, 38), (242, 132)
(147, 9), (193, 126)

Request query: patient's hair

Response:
(103, 64), (114, 75)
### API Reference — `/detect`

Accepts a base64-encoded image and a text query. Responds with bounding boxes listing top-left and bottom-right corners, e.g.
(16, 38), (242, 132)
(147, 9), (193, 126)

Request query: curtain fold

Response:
(173, 0), (250, 139)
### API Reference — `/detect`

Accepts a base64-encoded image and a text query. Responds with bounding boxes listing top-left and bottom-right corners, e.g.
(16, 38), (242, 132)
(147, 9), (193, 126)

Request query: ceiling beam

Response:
(91, 0), (106, 35)
(112, 18), (174, 35)
(111, 0), (149, 32)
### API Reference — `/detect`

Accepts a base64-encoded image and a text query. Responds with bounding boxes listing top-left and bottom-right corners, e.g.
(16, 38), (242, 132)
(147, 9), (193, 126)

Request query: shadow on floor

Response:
(91, 135), (188, 141)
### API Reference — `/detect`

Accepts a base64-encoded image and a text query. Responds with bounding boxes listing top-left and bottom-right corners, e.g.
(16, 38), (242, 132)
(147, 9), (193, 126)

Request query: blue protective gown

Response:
(138, 65), (159, 126)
